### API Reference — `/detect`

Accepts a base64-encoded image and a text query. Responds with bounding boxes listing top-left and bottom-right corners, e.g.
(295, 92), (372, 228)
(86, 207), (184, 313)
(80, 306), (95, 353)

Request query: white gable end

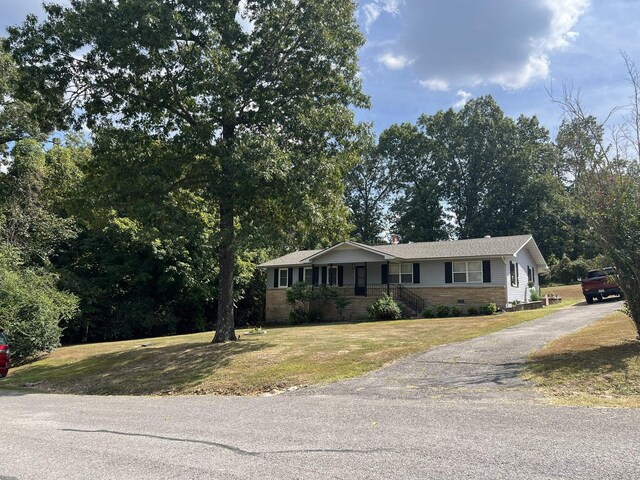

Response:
(309, 246), (387, 265)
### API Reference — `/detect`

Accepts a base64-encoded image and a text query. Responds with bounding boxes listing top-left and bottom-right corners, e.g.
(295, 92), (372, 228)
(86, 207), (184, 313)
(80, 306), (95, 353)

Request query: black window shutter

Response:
(445, 262), (453, 284)
(483, 260), (491, 283)
(312, 267), (319, 286)
(338, 266), (344, 286)
(287, 267), (293, 287)
(321, 266), (327, 284)
(516, 263), (520, 287)
(298, 267), (304, 283)
(413, 263), (420, 284)
(381, 264), (388, 284)
(273, 269), (279, 288)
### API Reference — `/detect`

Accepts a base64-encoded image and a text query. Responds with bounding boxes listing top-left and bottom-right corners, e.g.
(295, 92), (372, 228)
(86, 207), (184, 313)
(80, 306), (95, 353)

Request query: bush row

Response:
(421, 303), (497, 318)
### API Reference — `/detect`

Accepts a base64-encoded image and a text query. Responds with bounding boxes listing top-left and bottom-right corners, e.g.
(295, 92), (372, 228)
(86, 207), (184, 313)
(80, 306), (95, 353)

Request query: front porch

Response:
(321, 283), (425, 315)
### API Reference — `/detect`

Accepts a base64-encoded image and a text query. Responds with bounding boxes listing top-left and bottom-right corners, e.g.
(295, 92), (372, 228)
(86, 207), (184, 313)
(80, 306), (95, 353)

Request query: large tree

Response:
(379, 122), (449, 242)
(9, 0), (367, 342)
(0, 49), (42, 152)
(344, 129), (397, 244)
(556, 55), (640, 337)
(392, 96), (564, 248)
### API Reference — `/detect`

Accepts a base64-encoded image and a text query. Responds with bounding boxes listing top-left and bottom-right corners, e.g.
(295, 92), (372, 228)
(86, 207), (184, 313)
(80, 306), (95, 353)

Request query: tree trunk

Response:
(213, 201), (237, 342)
(213, 125), (238, 343)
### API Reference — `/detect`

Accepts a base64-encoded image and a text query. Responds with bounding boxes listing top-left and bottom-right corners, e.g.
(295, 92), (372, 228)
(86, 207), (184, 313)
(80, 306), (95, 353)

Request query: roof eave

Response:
(300, 241), (398, 263)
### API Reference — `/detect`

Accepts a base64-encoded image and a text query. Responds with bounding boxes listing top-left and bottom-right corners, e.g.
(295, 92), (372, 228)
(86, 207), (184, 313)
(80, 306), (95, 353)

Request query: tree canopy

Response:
(9, 0), (368, 342)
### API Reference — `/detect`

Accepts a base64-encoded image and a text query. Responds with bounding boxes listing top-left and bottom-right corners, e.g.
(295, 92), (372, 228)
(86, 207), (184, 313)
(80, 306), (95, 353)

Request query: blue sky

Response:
(2, 0), (640, 137)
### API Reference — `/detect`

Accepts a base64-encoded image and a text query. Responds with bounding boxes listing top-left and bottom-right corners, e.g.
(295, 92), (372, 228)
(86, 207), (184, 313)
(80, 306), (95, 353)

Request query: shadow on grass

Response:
(1, 340), (270, 396)
(528, 341), (640, 380)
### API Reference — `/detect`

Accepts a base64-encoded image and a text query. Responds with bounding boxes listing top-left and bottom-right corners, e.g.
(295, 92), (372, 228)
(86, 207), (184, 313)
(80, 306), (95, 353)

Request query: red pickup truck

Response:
(581, 267), (623, 304)
(0, 329), (9, 377)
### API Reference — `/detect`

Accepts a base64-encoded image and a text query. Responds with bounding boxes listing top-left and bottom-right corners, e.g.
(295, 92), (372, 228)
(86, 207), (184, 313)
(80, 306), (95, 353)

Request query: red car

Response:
(581, 267), (623, 304)
(0, 330), (9, 378)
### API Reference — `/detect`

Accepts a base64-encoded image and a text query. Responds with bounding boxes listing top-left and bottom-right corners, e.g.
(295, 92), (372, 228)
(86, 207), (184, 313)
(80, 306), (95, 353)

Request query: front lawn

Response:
(524, 309), (640, 407)
(541, 283), (584, 303)
(1, 302), (574, 396)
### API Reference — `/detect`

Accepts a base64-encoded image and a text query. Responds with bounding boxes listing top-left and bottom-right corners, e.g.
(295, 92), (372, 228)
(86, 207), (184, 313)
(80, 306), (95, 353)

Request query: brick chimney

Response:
(391, 234), (400, 245)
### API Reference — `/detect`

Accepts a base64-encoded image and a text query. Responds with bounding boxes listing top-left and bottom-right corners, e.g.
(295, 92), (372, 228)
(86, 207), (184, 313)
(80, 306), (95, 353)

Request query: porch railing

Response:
(393, 284), (425, 314)
(314, 283), (425, 314)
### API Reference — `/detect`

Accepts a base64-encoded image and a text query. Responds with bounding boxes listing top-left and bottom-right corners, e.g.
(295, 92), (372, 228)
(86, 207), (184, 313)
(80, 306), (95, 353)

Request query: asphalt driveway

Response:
(312, 299), (622, 402)
(2, 299), (639, 480)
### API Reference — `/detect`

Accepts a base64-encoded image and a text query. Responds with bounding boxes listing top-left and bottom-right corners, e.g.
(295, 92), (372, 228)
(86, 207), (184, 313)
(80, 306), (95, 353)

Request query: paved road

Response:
(3, 299), (639, 480)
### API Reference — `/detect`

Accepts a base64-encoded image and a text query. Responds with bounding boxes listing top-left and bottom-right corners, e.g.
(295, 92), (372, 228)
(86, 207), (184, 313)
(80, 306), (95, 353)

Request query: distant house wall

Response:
(265, 256), (514, 323)
(506, 247), (539, 304)
(416, 258), (505, 287)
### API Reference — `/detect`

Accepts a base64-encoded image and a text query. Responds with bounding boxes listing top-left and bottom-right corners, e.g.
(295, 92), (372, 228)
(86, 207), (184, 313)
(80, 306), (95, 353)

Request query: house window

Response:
(527, 266), (535, 283)
(328, 266), (338, 285)
(467, 261), (482, 283)
(453, 261), (482, 283)
(278, 268), (288, 288)
(389, 263), (413, 284)
(303, 267), (313, 285)
(453, 262), (467, 283)
(510, 262), (519, 287)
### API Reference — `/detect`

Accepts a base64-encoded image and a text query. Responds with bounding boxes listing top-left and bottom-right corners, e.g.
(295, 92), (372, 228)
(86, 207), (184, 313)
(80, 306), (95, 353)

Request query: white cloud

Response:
(453, 90), (473, 108)
(419, 79), (449, 92)
(378, 52), (412, 70)
(374, 0), (589, 90)
(360, 0), (404, 32)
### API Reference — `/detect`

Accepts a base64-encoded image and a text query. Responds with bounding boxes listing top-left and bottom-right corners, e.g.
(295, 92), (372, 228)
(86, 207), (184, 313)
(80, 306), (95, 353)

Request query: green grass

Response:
(524, 309), (640, 408)
(0, 298), (578, 396)
(540, 284), (585, 303)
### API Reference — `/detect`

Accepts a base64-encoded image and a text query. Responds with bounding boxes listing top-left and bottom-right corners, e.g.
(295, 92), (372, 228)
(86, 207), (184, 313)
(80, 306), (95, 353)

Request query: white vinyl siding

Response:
(506, 248), (540, 304)
(313, 245), (386, 264)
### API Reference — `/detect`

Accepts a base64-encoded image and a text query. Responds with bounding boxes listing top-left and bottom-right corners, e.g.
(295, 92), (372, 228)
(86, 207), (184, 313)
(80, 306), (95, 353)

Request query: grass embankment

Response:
(1, 293), (577, 396)
(540, 283), (584, 303)
(524, 308), (640, 408)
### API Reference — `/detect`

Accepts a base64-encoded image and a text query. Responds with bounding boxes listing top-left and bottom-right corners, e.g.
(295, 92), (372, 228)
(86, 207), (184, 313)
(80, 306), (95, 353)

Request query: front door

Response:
(355, 266), (366, 296)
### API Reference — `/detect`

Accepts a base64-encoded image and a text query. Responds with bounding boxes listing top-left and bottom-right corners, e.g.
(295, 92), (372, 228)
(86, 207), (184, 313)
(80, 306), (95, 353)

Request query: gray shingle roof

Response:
(258, 235), (545, 268)
(373, 235), (534, 260)
(258, 249), (322, 267)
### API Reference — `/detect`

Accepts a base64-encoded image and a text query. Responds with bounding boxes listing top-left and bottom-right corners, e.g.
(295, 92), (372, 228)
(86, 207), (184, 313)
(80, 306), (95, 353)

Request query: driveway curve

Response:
(308, 299), (622, 402)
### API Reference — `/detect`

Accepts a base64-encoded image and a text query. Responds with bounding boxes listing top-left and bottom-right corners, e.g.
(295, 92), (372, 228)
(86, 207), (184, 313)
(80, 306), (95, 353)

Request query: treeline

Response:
(345, 96), (599, 263)
(1, 1), (638, 361)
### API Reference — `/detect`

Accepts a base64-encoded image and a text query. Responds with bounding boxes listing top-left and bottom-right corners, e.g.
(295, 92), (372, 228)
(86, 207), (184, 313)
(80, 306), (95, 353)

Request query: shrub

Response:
(0, 247), (78, 364)
(467, 306), (479, 316)
(421, 308), (435, 318)
(334, 295), (351, 322)
(288, 306), (308, 325)
(529, 289), (541, 302)
(287, 306), (321, 325)
(436, 305), (450, 317)
(367, 294), (402, 321)
(480, 303), (498, 315)
(451, 306), (463, 317)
